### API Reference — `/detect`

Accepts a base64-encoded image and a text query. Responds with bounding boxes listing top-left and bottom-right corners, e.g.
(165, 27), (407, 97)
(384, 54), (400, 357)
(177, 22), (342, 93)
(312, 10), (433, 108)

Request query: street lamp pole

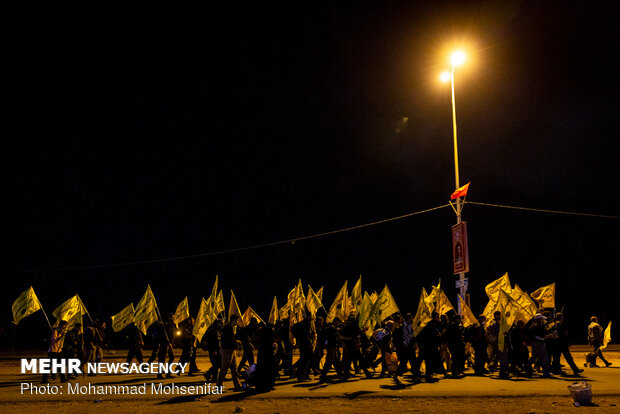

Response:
(450, 63), (462, 222)
(447, 52), (467, 314)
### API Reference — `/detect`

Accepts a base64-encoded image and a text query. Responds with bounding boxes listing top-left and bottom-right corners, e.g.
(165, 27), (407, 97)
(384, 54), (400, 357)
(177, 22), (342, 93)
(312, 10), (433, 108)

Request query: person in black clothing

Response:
(392, 314), (406, 375)
(466, 315), (488, 375)
(544, 315), (560, 374)
(126, 323), (144, 364)
(152, 320), (175, 379)
(204, 319), (222, 382)
(339, 314), (360, 380)
(439, 314), (452, 373)
(273, 320), (286, 377)
(237, 319), (256, 373)
(319, 318), (343, 382)
(310, 316), (325, 376)
(84, 320), (105, 365)
(508, 320), (529, 375)
(446, 314), (465, 378)
(63, 323), (84, 374)
(401, 313), (421, 380)
(179, 317), (199, 375)
(551, 313), (583, 375)
(419, 312), (447, 380)
(217, 314), (242, 390)
(292, 313), (315, 380)
(255, 323), (278, 392)
(358, 328), (378, 379)
(486, 311), (501, 372)
(279, 318), (294, 377)
(526, 313), (551, 377)
(148, 318), (175, 366)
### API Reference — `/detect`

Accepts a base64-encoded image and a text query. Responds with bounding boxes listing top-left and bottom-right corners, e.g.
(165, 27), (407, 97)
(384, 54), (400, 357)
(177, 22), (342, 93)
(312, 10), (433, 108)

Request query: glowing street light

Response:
(450, 50), (465, 66)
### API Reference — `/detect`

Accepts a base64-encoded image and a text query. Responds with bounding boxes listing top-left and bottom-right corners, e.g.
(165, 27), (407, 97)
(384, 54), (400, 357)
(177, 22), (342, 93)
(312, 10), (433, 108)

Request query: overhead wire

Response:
(1, 203), (452, 274)
(3, 200), (617, 274)
(465, 201), (619, 219)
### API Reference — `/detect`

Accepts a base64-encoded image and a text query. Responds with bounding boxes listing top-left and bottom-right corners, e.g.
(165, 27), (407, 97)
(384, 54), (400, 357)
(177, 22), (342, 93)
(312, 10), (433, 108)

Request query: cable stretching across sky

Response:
(1, 201), (617, 274)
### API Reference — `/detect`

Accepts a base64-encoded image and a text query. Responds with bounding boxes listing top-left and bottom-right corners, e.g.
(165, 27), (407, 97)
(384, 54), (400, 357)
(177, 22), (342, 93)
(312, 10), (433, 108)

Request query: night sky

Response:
(2, 1), (618, 346)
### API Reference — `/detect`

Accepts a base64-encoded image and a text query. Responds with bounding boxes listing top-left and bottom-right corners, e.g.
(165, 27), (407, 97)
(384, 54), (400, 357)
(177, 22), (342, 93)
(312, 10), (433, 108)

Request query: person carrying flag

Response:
(587, 316), (611, 367)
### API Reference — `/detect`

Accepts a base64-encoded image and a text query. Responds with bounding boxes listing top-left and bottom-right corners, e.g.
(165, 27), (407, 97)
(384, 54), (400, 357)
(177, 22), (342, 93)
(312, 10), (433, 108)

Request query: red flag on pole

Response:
(450, 182), (470, 199)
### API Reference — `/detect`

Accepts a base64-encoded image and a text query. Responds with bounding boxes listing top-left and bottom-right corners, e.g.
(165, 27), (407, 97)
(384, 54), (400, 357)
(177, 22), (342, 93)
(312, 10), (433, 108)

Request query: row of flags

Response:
(9, 275), (606, 346)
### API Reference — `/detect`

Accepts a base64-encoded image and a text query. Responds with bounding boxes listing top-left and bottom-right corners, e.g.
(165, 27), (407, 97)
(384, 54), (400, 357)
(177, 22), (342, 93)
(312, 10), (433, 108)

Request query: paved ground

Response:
(1, 345), (619, 413)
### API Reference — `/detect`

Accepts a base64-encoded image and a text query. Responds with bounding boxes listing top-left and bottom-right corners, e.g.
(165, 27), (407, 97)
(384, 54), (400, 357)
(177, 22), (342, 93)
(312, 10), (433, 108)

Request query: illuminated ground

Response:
(1, 346), (619, 413)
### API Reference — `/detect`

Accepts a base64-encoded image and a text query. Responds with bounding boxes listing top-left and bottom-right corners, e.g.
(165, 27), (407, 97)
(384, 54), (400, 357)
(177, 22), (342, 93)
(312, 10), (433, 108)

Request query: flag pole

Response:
(79, 295), (103, 343)
(155, 307), (174, 350)
(38, 300), (53, 331)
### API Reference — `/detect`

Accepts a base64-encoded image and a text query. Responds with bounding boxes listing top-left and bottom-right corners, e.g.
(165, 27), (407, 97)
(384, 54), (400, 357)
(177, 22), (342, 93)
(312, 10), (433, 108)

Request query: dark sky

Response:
(2, 1), (618, 345)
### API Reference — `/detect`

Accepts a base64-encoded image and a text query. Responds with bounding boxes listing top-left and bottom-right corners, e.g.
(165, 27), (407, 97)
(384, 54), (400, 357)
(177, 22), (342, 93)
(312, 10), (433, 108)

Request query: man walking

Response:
(586, 316), (611, 368)
(217, 314), (243, 391)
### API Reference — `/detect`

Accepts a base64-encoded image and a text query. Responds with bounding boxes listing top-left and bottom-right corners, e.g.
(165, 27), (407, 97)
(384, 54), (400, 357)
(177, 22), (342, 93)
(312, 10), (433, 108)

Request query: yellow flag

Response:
(351, 275), (363, 314)
(316, 286), (324, 303)
(413, 288), (434, 337)
(193, 297), (217, 342)
(269, 296), (279, 325)
(53, 295), (86, 329)
(458, 295), (477, 328)
(295, 279), (306, 322)
(210, 275), (219, 298)
(306, 285), (323, 316)
(368, 284), (400, 325)
(601, 322), (612, 350)
(498, 304), (511, 352)
(327, 281), (349, 322)
(216, 290), (225, 317)
(286, 279), (306, 324)
(173, 297), (190, 327)
(242, 306), (264, 325)
(228, 290), (244, 326)
(369, 291), (378, 304)
(485, 272), (512, 301)
(358, 292), (375, 338)
(133, 285), (159, 335)
(495, 289), (518, 327)
(437, 290), (455, 316)
(279, 302), (290, 320)
(425, 282), (441, 307)
(12, 287), (42, 325)
(530, 282), (555, 308)
(482, 297), (497, 327)
(511, 284), (539, 317)
(111, 303), (135, 332)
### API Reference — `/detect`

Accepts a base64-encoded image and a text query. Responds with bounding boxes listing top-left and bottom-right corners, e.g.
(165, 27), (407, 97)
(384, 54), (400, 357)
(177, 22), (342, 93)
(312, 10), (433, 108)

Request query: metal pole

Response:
(451, 65), (460, 195)
(451, 65), (467, 314)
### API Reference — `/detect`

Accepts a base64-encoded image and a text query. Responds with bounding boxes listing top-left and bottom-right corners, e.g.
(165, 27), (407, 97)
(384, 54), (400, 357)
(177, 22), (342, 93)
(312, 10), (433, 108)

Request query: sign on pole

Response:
(455, 278), (468, 289)
(452, 221), (469, 274)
